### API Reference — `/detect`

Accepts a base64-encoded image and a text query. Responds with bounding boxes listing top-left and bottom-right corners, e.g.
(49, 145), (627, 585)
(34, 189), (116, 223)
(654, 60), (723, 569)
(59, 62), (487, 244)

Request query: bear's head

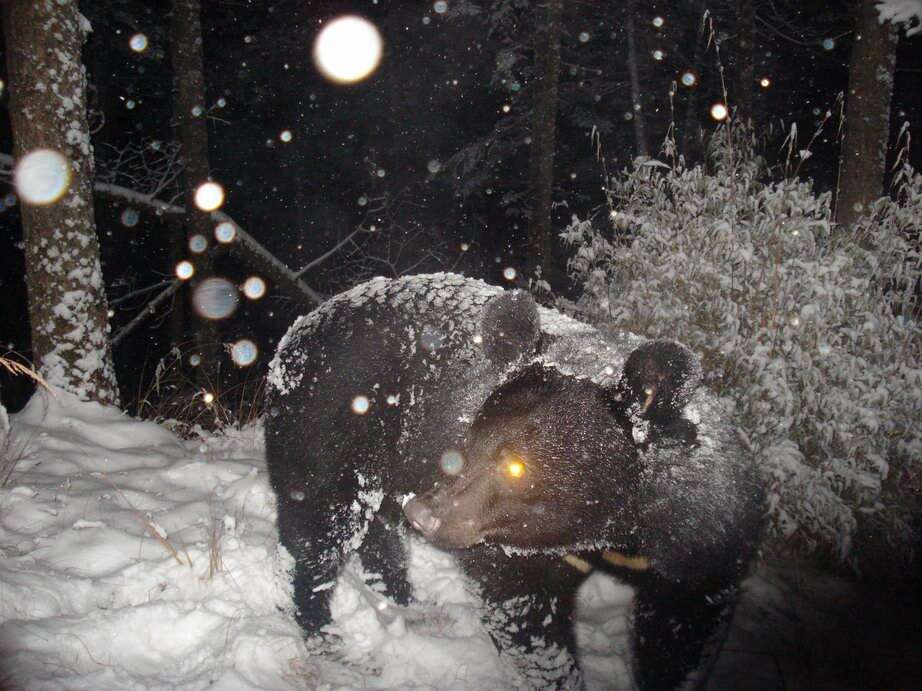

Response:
(404, 290), (640, 552)
(404, 363), (639, 550)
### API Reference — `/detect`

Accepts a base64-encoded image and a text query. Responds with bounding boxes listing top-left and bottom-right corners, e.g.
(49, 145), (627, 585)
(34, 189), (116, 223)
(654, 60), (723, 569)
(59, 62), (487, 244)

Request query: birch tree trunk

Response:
(527, 0), (563, 285)
(2, 0), (120, 405)
(835, 0), (898, 227)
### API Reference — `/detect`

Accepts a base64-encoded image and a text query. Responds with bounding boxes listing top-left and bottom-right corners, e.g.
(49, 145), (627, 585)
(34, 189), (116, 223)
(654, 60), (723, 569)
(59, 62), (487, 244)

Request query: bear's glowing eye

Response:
(506, 460), (525, 478)
(499, 451), (527, 479)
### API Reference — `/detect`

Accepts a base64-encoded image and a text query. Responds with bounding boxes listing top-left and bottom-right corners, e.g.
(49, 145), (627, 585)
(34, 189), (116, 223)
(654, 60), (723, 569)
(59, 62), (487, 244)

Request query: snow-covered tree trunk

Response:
(835, 0), (898, 227)
(526, 0), (562, 286)
(2, 0), (120, 405)
(170, 0), (221, 385)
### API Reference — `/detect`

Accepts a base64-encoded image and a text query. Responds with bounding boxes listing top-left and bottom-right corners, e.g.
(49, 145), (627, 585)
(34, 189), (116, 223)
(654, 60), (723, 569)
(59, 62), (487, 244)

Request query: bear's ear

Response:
(618, 340), (702, 420)
(480, 290), (542, 368)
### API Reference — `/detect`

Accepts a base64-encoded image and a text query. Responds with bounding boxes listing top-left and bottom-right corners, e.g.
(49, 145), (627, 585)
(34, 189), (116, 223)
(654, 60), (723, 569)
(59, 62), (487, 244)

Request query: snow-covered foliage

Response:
(562, 125), (922, 561)
(876, 0), (922, 35)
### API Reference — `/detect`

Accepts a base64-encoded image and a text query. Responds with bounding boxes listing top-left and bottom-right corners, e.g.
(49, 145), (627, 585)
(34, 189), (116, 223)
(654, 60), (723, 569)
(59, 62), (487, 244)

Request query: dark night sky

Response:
(1, 0), (920, 411)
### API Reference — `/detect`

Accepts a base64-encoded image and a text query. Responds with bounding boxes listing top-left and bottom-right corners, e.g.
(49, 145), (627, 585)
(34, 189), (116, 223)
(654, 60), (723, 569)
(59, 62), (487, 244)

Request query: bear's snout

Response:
(404, 496), (442, 536)
(403, 473), (492, 549)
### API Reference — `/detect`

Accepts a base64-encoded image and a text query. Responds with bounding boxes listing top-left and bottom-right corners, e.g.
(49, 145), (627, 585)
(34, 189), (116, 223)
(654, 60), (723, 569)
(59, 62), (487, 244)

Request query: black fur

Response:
(265, 274), (764, 689)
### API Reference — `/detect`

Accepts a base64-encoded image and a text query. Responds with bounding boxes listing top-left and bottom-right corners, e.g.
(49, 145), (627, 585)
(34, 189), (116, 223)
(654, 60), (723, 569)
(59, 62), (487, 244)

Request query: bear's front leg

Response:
(460, 547), (584, 689)
(632, 572), (738, 690)
(359, 497), (412, 607)
(277, 484), (381, 635)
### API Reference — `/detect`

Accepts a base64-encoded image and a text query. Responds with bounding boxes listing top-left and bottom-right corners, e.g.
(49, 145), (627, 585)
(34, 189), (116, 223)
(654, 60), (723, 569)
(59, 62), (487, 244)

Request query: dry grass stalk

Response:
(105, 476), (189, 567)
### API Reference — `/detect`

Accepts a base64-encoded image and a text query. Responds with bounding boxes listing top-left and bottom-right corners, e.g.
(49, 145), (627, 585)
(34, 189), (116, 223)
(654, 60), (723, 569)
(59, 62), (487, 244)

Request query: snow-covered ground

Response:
(0, 388), (632, 690)
(0, 388), (916, 689)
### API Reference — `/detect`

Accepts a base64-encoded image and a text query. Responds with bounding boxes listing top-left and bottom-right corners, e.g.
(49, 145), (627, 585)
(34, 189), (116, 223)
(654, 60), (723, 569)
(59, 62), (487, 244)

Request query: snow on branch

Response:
(876, 0), (922, 35)
(95, 138), (185, 204)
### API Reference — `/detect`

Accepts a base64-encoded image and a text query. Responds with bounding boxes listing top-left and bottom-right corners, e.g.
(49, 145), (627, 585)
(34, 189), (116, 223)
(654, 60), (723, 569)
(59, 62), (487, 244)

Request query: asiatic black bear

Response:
(265, 273), (763, 689)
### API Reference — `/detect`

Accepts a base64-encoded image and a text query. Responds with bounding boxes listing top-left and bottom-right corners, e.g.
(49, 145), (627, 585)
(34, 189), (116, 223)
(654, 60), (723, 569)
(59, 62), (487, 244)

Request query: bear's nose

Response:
(404, 497), (441, 536)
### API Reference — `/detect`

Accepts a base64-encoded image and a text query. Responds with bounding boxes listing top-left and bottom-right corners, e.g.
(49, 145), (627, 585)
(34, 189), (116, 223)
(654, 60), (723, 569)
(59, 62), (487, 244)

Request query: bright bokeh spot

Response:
(175, 260), (195, 280)
(822, 38), (835, 50)
(652, 16), (664, 28)
(214, 221), (237, 243)
(280, 129), (293, 142)
(313, 16), (383, 84)
(433, 1), (448, 13)
(680, 70), (697, 87)
(194, 181), (225, 211)
(192, 277), (239, 320)
(13, 149), (71, 205)
(652, 49), (664, 61)
(502, 267), (516, 282)
(351, 395), (370, 415)
(760, 77), (771, 88)
(578, 31), (590, 43)
(440, 449), (464, 476)
(120, 208), (139, 228)
(189, 354), (201, 366)
(188, 234), (208, 253)
(242, 276), (267, 300)
(710, 102), (728, 121)
(129, 33), (148, 52)
(230, 339), (259, 367)
(427, 159), (441, 174)
(202, 391), (215, 405)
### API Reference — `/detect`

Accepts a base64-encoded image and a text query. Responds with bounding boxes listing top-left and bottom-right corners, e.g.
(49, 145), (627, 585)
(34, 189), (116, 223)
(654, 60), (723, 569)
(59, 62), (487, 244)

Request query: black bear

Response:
(265, 273), (764, 689)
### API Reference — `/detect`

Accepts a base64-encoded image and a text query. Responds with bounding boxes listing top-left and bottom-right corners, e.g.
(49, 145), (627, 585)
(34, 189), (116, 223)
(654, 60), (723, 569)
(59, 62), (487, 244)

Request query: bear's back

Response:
(266, 274), (512, 492)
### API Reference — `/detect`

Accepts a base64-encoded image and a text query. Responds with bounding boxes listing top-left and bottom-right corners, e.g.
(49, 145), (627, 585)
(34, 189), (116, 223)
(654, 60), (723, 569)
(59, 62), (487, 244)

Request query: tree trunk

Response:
(2, 0), (120, 405)
(734, 0), (756, 123)
(527, 0), (563, 286)
(681, 1), (708, 165)
(170, 0), (221, 385)
(835, 0), (898, 227)
(625, 0), (648, 157)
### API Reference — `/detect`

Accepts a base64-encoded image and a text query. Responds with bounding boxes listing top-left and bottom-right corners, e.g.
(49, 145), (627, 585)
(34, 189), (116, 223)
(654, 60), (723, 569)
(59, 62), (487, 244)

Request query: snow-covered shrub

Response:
(562, 125), (922, 563)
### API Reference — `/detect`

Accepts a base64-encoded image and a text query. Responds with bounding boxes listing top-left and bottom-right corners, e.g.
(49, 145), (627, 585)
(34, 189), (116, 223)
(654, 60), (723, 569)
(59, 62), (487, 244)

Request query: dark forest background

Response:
(1, 0), (920, 415)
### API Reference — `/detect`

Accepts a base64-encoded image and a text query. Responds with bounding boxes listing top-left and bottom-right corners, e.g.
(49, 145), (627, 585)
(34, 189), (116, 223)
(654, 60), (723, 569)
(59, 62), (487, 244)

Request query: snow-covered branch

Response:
(96, 139), (184, 203)
(1, 151), (324, 308)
